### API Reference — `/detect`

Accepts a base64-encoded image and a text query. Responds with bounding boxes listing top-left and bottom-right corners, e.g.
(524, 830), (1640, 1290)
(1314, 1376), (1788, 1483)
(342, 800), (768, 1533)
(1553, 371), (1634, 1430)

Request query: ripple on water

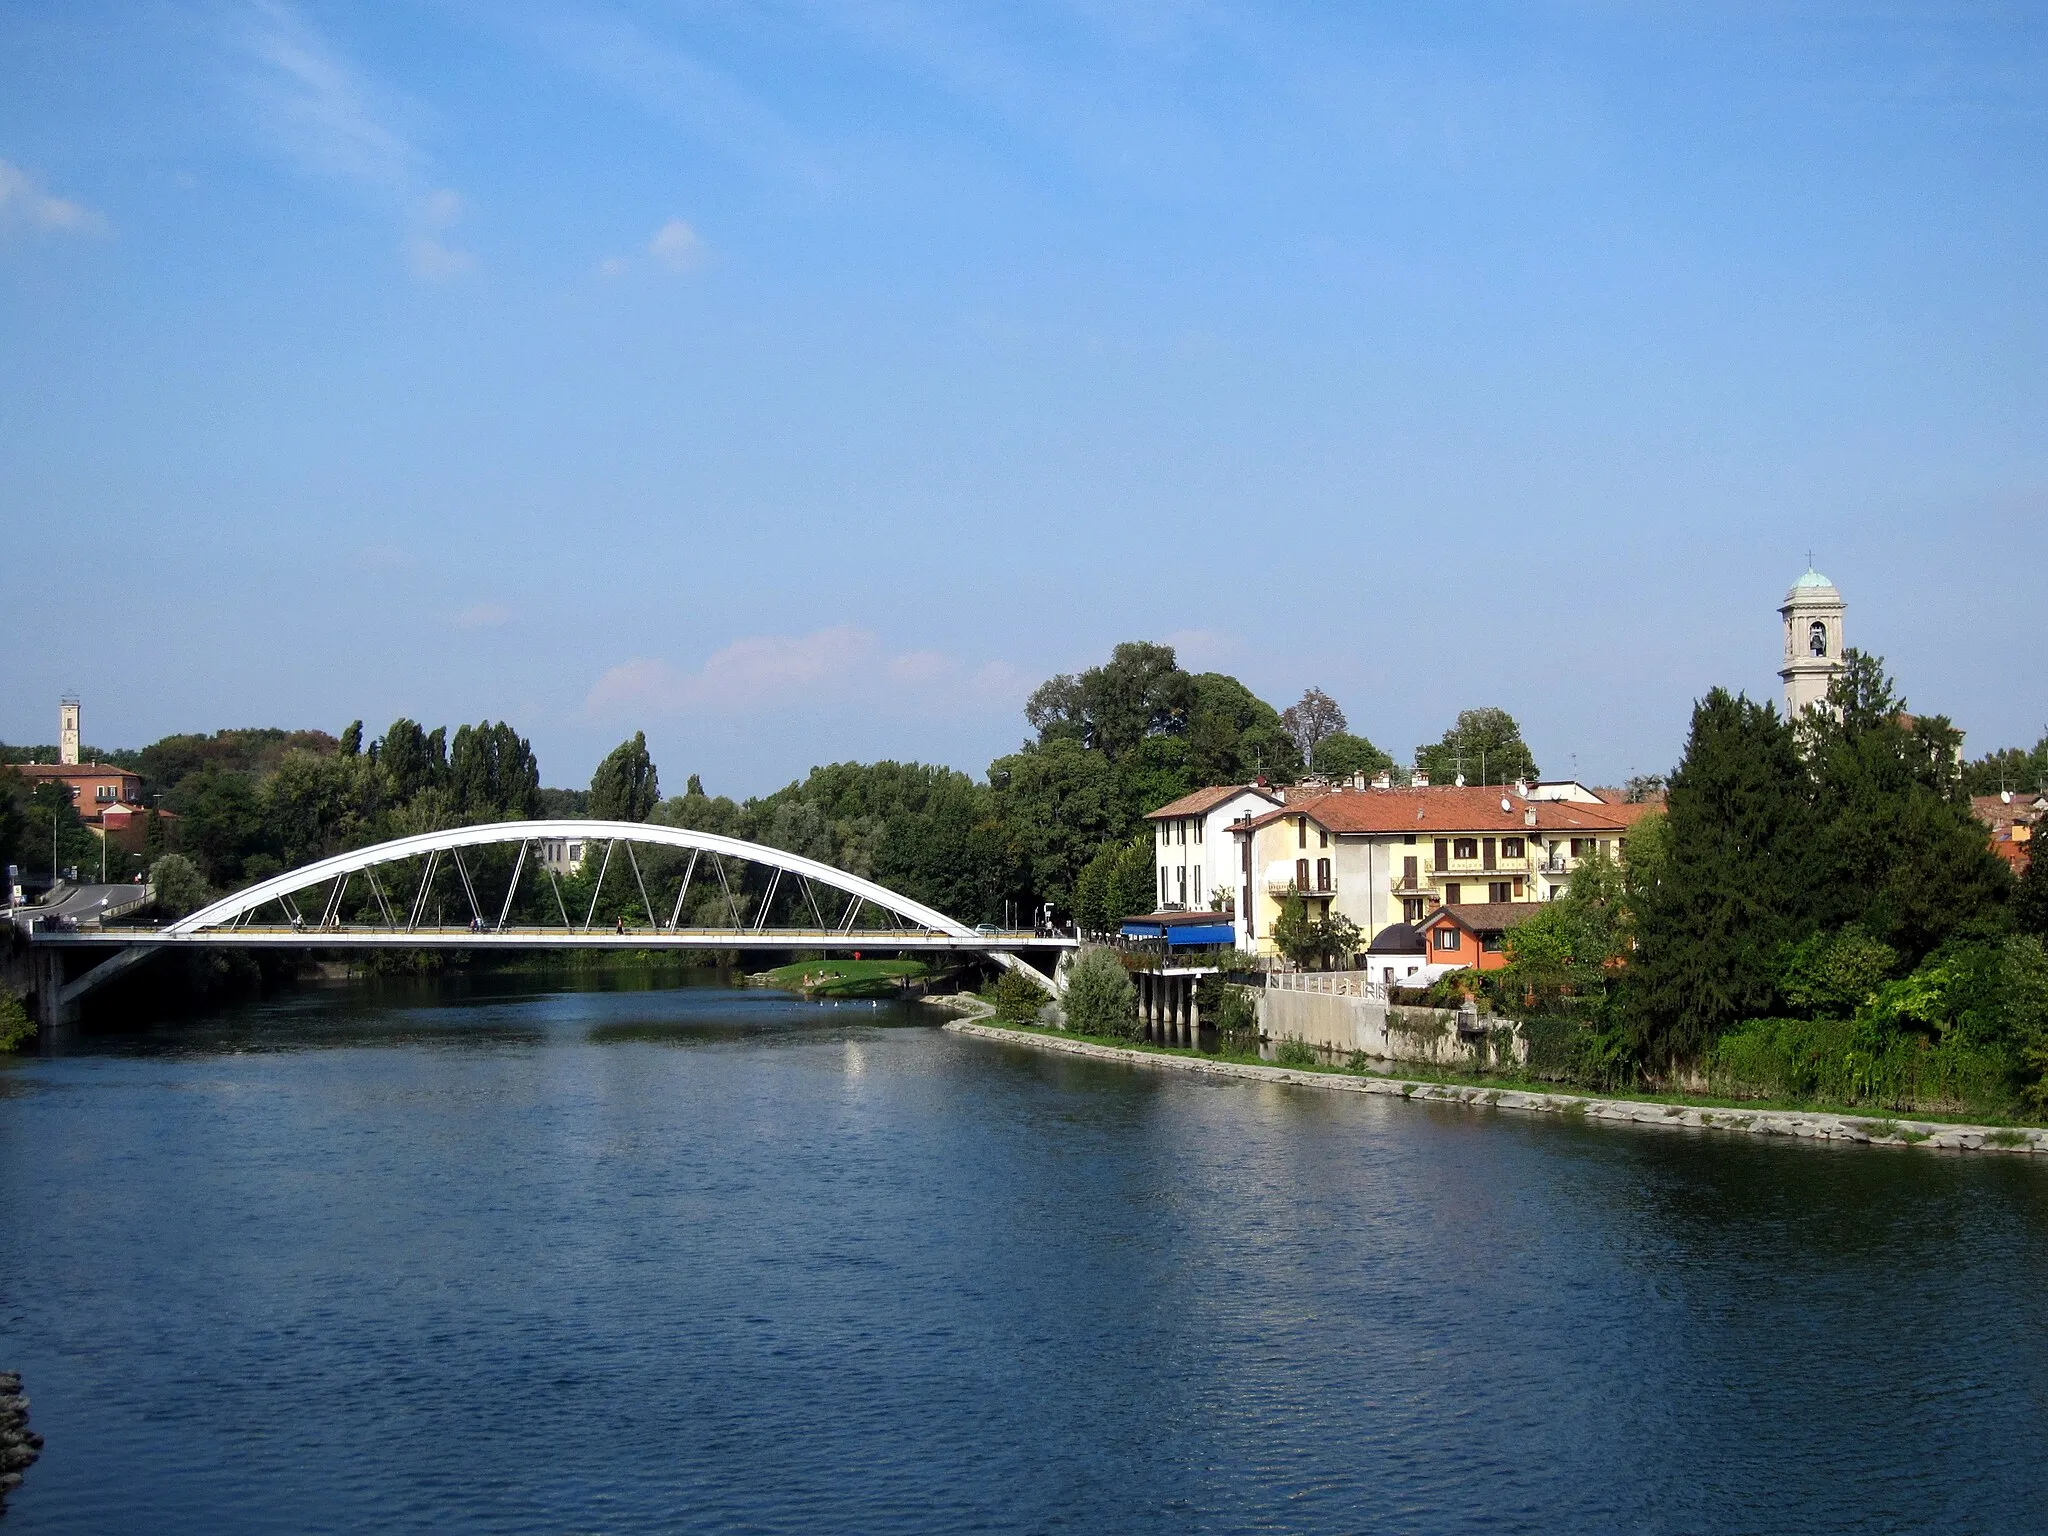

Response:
(2, 979), (2046, 1533)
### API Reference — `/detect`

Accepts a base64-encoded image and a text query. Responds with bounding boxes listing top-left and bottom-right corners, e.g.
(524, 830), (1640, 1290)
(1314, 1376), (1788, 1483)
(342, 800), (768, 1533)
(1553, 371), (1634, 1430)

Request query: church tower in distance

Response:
(1779, 567), (1845, 718)
(59, 696), (80, 767)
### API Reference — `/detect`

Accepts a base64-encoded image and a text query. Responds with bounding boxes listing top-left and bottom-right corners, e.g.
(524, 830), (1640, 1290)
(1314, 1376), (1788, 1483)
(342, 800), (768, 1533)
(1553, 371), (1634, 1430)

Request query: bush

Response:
(1275, 1038), (1318, 1068)
(149, 854), (211, 919)
(992, 966), (1049, 1024)
(1062, 947), (1137, 1038)
(1709, 1015), (2013, 1114)
(1519, 1011), (1633, 1088)
(1213, 984), (1259, 1053)
(0, 991), (33, 1054)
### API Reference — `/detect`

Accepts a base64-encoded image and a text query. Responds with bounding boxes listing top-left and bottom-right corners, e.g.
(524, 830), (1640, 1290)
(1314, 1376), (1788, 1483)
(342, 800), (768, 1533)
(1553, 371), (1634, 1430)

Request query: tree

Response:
(1961, 728), (2048, 797)
(992, 967), (1049, 1024)
(1623, 774), (1667, 803)
(1073, 837), (1157, 934)
(1271, 890), (1359, 970)
(167, 768), (270, 887)
(378, 719), (447, 803)
(987, 738), (1128, 914)
(449, 721), (541, 819)
(1280, 688), (1346, 764)
(1187, 672), (1300, 784)
(1024, 642), (1194, 762)
(1061, 947), (1137, 1038)
(590, 732), (660, 821)
(1797, 652), (2011, 962)
(1310, 732), (1394, 781)
(1415, 707), (1539, 787)
(339, 720), (363, 757)
(149, 853), (211, 918)
(1627, 689), (1812, 1068)
(1502, 848), (1632, 1010)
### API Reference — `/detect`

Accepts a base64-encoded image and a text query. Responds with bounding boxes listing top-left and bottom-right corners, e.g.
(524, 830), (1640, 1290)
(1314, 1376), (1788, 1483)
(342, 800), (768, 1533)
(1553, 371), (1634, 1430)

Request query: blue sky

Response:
(3, 1), (2044, 795)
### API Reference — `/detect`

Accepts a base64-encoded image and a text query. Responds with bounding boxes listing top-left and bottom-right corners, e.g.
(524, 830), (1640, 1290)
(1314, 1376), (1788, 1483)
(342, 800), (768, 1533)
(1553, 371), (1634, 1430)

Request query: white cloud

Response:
(233, 1), (473, 279)
(405, 188), (475, 280)
(647, 217), (704, 273)
(587, 629), (1025, 717)
(0, 160), (105, 235)
(596, 216), (707, 280)
(449, 602), (515, 630)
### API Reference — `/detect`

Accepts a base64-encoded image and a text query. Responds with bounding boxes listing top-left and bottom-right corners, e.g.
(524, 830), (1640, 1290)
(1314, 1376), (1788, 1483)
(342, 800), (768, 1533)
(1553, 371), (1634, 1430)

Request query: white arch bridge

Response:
(27, 820), (1073, 1021)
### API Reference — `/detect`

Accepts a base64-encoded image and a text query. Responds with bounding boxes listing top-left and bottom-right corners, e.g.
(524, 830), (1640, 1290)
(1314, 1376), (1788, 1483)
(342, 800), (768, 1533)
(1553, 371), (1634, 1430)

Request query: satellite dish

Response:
(1500, 797), (1512, 813)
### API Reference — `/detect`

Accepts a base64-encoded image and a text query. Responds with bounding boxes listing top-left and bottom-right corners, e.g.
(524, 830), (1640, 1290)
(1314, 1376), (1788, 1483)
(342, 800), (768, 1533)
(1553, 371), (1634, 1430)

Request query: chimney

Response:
(1524, 808), (1537, 828)
(1371, 769), (1392, 790)
(1350, 771), (1365, 791)
(1410, 770), (1430, 789)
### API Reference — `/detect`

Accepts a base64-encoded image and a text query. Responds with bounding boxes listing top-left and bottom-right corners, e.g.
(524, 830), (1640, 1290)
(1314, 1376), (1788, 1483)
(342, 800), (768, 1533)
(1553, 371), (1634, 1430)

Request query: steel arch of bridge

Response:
(59, 820), (1064, 998)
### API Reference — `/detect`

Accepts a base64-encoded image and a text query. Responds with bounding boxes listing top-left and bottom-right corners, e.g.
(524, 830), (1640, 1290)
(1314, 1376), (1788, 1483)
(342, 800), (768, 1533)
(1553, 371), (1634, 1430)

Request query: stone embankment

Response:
(0, 1371), (42, 1505)
(944, 1021), (2048, 1156)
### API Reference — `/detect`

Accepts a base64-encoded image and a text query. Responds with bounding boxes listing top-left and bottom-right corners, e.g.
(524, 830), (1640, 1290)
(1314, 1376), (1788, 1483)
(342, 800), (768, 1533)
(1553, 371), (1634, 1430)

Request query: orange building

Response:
(1415, 902), (1539, 972)
(1973, 793), (2041, 877)
(11, 762), (144, 823)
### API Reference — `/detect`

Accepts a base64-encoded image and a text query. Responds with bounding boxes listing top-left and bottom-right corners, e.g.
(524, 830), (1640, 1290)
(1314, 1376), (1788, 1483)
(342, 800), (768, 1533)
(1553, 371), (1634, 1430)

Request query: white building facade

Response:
(1145, 784), (1282, 915)
(1780, 566), (1847, 718)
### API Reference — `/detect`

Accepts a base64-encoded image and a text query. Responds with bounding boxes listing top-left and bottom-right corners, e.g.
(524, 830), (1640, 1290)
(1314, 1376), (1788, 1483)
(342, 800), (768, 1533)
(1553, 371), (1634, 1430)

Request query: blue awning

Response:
(1120, 920), (1236, 947)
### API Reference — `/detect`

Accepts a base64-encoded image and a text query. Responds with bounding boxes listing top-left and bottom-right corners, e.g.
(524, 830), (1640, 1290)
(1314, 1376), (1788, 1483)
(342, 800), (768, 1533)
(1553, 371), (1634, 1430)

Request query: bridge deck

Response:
(29, 925), (1076, 952)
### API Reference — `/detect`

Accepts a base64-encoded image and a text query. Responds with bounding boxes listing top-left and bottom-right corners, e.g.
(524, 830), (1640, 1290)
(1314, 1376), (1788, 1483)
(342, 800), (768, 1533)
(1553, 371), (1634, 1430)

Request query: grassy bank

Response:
(969, 1018), (2048, 1131)
(755, 958), (929, 999)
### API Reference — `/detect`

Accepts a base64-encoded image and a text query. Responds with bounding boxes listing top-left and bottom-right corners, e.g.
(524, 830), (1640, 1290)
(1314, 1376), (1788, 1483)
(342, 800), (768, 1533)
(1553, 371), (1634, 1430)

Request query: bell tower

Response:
(59, 695), (80, 766)
(1779, 565), (1845, 718)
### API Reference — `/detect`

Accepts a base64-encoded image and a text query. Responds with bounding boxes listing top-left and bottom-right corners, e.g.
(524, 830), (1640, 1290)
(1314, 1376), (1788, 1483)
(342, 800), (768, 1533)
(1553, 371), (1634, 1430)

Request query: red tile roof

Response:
(1237, 785), (1632, 837)
(1419, 902), (1542, 934)
(1145, 783), (1280, 820)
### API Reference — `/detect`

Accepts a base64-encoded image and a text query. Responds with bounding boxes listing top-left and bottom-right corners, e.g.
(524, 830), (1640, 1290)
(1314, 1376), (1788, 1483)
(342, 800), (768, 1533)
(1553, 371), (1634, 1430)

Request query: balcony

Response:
(1267, 876), (1339, 898)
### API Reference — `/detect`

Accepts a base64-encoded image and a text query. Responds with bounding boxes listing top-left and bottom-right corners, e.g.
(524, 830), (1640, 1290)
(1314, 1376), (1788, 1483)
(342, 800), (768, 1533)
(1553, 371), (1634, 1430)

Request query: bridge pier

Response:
(29, 948), (73, 1053)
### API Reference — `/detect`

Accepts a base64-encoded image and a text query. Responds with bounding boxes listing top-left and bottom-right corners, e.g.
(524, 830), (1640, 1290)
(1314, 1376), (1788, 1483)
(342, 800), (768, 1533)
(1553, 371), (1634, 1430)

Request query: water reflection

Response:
(1, 974), (2045, 1534)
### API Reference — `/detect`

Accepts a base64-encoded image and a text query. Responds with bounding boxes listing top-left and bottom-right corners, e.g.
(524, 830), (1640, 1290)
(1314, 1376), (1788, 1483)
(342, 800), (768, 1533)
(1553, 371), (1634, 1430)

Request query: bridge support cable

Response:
(754, 868), (781, 932)
(583, 841), (615, 932)
(544, 863), (572, 930)
(408, 851), (439, 932)
(320, 873), (350, 929)
(450, 849), (485, 928)
(495, 840), (529, 932)
(363, 867), (398, 930)
(801, 876), (826, 930)
(838, 895), (863, 932)
(623, 842), (655, 932)
(711, 854), (743, 928)
(667, 850), (700, 931)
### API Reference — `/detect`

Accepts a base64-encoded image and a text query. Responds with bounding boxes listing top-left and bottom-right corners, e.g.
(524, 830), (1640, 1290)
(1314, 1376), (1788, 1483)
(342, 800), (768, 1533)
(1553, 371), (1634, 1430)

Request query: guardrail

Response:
(1264, 969), (1387, 1003)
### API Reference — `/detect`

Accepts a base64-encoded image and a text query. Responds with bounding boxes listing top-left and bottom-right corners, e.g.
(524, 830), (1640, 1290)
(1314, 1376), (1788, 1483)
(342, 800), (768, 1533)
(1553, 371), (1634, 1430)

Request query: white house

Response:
(1144, 783), (1283, 916)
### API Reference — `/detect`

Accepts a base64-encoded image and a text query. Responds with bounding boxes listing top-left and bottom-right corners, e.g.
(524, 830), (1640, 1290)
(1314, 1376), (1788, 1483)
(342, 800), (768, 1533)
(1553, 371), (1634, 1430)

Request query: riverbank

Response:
(944, 1020), (2048, 1155)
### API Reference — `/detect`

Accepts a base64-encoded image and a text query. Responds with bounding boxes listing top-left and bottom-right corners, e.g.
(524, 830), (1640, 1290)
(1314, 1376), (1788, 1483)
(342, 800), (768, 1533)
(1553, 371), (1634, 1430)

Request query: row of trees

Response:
(1480, 652), (2048, 1111)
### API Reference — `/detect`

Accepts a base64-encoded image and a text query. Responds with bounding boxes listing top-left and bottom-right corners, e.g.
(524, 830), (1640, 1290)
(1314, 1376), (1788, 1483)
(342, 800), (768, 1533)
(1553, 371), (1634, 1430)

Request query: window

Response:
(1809, 620), (1828, 658)
(1502, 837), (1524, 859)
(1482, 932), (1505, 953)
(1512, 877), (1524, 899)
(96, 785), (114, 801)
(1570, 838), (1586, 858)
(1177, 866), (1187, 905)
(1434, 927), (1460, 952)
(1316, 858), (1331, 891)
(1318, 828), (1329, 848)
(1434, 837), (1449, 870)
(1453, 838), (1478, 860)
(1160, 869), (1169, 905)
(1403, 833), (1417, 845)
(1489, 881), (1511, 903)
(1295, 858), (1310, 890)
(1403, 898), (1424, 922)
(1402, 855), (1418, 886)
(1482, 837), (1496, 870)
(1445, 882), (1462, 904)
(1297, 817), (1308, 849)
(1193, 818), (1202, 844)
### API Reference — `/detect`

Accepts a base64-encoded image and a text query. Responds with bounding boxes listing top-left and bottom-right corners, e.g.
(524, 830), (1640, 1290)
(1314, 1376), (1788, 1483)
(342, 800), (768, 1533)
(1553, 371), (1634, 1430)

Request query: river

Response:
(2, 972), (2045, 1533)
